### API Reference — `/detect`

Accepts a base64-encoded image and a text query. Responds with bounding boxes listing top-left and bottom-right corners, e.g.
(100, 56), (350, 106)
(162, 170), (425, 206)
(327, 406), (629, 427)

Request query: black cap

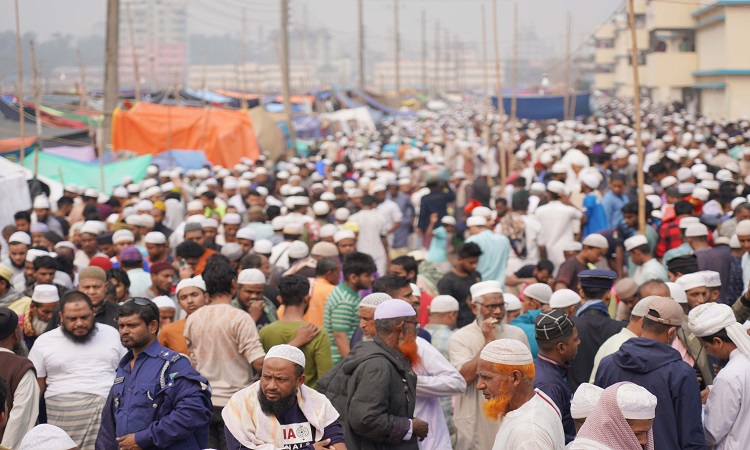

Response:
(0, 308), (19, 341)
(97, 231), (114, 246)
(534, 309), (574, 341)
(666, 254), (699, 275)
(578, 269), (617, 290)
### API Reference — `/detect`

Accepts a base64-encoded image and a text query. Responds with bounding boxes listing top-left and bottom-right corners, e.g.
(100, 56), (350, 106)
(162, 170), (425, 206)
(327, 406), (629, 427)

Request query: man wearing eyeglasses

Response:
(447, 280), (530, 450)
(97, 297), (213, 450)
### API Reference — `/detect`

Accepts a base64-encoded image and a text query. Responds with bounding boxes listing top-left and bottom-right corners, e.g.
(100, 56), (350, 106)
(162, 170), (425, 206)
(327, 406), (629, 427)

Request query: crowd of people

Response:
(1, 103), (750, 450)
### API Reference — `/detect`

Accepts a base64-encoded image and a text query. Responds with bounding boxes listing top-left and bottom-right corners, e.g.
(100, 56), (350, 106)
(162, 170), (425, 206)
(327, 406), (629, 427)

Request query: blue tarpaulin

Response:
(151, 150), (209, 170)
(492, 93), (591, 120)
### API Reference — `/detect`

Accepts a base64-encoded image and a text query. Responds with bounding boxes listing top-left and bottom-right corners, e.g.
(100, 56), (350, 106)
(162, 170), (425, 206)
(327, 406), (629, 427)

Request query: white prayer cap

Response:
(236, 228), (256, 241)
(266, 344), (306, 368)
(570, 383), (604, 419)
(471, 206), (492, 218)
(582, 233), (608, 249)
(550, 163), (568, 174)
(223, 213), (241, 225)
(678, 216), (700, 229)
(9, 231), (31, 245)
(112, 230), (135, 244)
(32, 196), (51, 209)
(563, 241), (583, 252)
(466, 216), (488, 228)
(25, 249), (48, 263)
(660, 176), (677, 189)
(730, 234), (741, 249)
(255, 186), (269, 196)
(580, 173), (600, 189)
(731, 197), (748, 210)
(283, 223), (304, 235)
(632, 296), (659, 317)
(688, 303), (750, 359)
(253, 239), (273, 255)
(676, 273), (707, 292)
(312, 201), (330, 216)
(80, 221), (102, 236)
(145, 231), (166, 245)
(84, 188), (99, 198)
(186, 215), (204, 225)
(125, 215), (144, 227)
(54, 241), (76, 251)
(334, 229), (356, 243)
(374, 299), (417, 320)
(624, 234), (648, 252)
(223, 177), (238, 190)
(697, 270), (721, 288)
(616, 383), (657, 420)
(410, 283), (421, 298)
(676, 167), (693, 181)
(524, 283), (553, 304)
(737, 220), (750, 236)
(692, 186), (710, 202)
(143, 186), (161, 199)
(684, 223), (708, 237)
(334, 208), (350, 222)
(202, 218), (218, 229)
(18, 424), (78, 450)
(127, 184), (140, 194)
(32, 285), (59, 304)
(549, 289), (581, 309)
(320, 192), (336, 202)
(480, 338), (533, 366)
(135, 200), (153, 211)
(360, 293), (393, 309)
(113, 186), (129, 198)
(288, 241), (309, 259)
(665, 282), (687, 304)
(176, 276), (206, 295)
(430, 295), (459, 313)
(441, 216), (457, 226)
(238, 268), (266, 285)
(470, 280), (503, 303)
(547, 180), (567, 195)
(319, 224), (339, 239)
(153, 296), (176, 310)
(504, 294), (521, 312)
(371, 183), (387, 194)
(187, 200), (204, 212)
(530, 182), (546, 195)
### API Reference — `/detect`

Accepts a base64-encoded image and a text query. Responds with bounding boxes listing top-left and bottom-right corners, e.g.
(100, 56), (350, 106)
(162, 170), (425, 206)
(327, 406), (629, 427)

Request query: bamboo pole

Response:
(627, 0), (646, 235)
(126, 2), (141, 102)
(29, 40), (42, 177)
(14, 0), (25, 166)
(492, 0), (506, 187)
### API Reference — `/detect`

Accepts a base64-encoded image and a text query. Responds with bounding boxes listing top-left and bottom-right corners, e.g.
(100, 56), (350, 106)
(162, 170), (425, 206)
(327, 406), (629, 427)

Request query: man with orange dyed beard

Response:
(477, 338), (565, 449)
(318, 299), (429, 450)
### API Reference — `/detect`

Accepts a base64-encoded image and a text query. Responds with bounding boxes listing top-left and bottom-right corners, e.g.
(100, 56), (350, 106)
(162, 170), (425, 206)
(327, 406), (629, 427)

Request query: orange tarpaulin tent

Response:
(112, 103), (260, 167)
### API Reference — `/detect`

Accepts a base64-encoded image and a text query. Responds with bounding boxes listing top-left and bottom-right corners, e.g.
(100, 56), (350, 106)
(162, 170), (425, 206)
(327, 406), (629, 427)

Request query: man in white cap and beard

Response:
(569, 382), (656, 450)
(222, 344), (346, 450)
(318, 299), (429, 449)
(477, 338), (565, 449)
(569, 383), (603, 435)
(534, 180), (583, 276)
(448, 281), (529, 450)
(689, 302), (750, 449)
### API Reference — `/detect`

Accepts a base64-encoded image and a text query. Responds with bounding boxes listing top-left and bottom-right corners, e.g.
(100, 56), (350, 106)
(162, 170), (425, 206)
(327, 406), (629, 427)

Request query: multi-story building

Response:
(119, 0), (189, 92)
(594, 22), (616, 95)
(612, 0), (649, 98)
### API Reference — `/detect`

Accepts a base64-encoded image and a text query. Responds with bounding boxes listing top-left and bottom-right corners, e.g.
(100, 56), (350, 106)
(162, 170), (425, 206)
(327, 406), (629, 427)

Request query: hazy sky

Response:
(1, 0), (621, 58)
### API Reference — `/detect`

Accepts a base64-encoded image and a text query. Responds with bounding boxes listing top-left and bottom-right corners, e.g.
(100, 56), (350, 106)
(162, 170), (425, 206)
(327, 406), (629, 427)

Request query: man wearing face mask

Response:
(595, 297), (706, 450)
(318, 299), (429, 450)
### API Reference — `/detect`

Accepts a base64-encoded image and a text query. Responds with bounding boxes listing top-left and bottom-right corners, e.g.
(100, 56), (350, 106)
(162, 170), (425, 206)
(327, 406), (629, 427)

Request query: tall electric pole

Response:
(280, 0), (296, 149)
(102, 0), (119, 152)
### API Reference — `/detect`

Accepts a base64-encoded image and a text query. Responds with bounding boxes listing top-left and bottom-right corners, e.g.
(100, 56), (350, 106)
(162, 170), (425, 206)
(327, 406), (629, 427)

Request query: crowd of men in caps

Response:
(2, 110), (750, 450)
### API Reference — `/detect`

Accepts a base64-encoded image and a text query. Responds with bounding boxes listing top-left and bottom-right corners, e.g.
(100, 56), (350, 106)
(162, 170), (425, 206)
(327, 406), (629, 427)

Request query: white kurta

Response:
(704, 349), (750, 449)
(534, 201), (583, 276)
(492, 390), (566, 450)
(448, 321), (530, 450)
(414, 337), (467, 450)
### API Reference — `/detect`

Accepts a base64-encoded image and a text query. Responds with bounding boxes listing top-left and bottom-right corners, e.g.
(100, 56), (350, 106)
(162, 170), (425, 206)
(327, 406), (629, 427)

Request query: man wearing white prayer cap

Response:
(569, 383), (603, 433)
(477, 338), (565, 450)
(549, 289), (582, 318)
(569, 382), (656, 450)
(511, 282), (553, 359)
(625, 235), (668, 285)
(689, 302), (750, 449)
(236, 268), (277, 330)
(158, 276), (207, 356)
(152, 295), (177, 326)
(17, 424), (78, 450)
(318, 299), (430, 448)
(223, 344), (346, 450)
(503, 294), (522, 323)
(465, 215), (512, 289)
(448, 281), (529, 450)
(589, 294), (661, 383)
(356, 293), (393, 342)
(534, 181), (584, 276)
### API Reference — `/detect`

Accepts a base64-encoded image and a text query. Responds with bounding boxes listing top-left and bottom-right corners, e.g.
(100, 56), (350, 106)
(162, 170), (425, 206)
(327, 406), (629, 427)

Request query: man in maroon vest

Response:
(0, 307), (39, 449)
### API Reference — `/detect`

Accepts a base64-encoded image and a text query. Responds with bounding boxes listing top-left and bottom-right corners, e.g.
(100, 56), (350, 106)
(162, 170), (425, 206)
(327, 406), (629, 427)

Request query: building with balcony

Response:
(594, 23), (616, 94)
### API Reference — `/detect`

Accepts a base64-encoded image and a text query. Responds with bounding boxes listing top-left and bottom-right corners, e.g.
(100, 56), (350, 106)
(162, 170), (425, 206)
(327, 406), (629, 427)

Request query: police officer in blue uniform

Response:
(96, 298), (213, 450)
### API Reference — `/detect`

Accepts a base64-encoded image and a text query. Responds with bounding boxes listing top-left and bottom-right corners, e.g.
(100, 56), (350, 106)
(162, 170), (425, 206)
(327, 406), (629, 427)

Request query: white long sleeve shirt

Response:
(415, 337), (467, 450)
(0, 348), (39, 449)
(704, 349), (750, 449)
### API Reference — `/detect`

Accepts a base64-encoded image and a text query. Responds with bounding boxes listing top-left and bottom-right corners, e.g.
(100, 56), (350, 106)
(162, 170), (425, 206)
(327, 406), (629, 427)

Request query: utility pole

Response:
(394, 0), (400, 101)
(102, 0), (119, 153)
(14, 0), (25, 165)
(358, 0), (365, 103)
(280, 0), (296, 150)
(627, 0), (646, 235)
(421, 9), (426, 92)
(126, 2), (140, 102)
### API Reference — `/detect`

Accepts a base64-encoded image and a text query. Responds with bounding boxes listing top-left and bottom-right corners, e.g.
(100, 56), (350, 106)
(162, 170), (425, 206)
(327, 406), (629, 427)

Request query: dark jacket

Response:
(318, 337), (418, 450)
(595, 338), (706, 450)
(568, 308), (626, 391)
(96, 340), (213, 450)
(534, 355), (575, 444)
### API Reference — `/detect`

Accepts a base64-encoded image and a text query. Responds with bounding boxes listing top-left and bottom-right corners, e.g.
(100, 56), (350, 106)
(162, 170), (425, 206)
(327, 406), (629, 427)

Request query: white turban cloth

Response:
(688, 303), (750, 359)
